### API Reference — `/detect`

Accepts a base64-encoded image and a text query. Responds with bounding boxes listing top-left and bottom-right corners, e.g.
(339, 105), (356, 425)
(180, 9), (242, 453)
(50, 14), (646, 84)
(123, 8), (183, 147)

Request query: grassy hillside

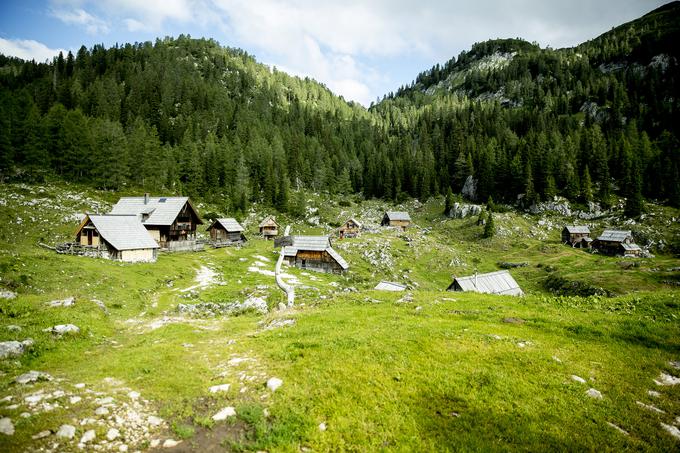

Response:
(0, 182), (679, 451)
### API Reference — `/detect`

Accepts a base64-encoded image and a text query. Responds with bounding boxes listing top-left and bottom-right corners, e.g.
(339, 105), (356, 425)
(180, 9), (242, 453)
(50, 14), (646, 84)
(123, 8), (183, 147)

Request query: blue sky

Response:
(0, 0), (669, 106)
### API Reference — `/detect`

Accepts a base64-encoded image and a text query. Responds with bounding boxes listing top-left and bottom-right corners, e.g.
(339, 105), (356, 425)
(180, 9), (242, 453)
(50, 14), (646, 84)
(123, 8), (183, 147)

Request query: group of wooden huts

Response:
(72, 195), (250, 263)
(562, 225), (641, 257)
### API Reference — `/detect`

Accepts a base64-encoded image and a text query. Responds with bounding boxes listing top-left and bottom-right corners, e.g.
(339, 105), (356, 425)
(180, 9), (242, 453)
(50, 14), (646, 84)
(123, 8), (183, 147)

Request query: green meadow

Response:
(1, 182), (679, 452)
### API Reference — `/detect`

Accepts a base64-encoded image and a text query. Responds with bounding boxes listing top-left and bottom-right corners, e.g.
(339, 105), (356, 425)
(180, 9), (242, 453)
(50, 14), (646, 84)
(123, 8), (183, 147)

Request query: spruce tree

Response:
(624, 165), (643, 217)
(483, 211), (495, 238)
(581, 166), (593, 203)
(444, 187), (454, 216)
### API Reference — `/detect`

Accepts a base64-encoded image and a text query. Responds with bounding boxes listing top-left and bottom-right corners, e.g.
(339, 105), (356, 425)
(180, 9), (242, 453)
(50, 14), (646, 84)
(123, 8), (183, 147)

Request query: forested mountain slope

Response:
(374, 2), (680, 211)
(1, 3), (679, 214)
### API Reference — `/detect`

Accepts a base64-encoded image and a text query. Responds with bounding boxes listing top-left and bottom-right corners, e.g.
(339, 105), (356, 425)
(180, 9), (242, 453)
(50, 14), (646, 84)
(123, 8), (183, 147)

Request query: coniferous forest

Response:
(0, 2), (679, 215)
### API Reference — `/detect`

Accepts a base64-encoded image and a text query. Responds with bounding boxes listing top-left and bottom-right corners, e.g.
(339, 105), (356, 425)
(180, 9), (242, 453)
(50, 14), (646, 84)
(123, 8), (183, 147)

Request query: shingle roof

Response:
(374, 281), (407, 291)
(564, 225), (590, 234)
(283, 235), (348, 270)
(326, 247), (349, 270)
(385, 211), (411, 222)
(290, 236), (331, 251)
(344, 218), (362, 228)
(210, 218), (244, 232)
(86, 215), (159, 251)
(597, 230), (632, 242)
(110, 197), (201, 226)
(621, 243), (641, 251)
(448, 270), (523, 296)
(259, 216), (279, 228)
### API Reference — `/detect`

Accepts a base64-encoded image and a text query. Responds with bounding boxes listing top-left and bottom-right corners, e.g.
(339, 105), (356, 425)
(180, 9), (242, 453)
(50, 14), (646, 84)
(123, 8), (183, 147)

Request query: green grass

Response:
(0, 182), (679, 451)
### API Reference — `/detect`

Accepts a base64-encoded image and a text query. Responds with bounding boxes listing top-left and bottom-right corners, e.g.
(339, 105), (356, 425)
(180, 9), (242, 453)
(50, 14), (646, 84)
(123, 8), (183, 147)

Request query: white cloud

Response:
(0, 38), (66, 63)
(51, 7), (110, 35)
(123, 18), (147, 32)
(41, 0), (670, 104)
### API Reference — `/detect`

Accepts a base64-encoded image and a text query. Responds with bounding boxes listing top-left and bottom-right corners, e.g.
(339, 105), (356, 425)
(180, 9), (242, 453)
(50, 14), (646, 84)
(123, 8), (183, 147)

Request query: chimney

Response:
(144, 193), (149, 205)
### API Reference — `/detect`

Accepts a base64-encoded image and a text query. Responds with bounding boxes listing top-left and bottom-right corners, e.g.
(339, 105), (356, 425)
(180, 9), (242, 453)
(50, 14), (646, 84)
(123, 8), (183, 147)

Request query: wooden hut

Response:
(74, 214), (159, 262)
(206, 218), (246, 244)
(110, 195), (203, 250)
(594, 230), (641, 257)
(259, 216), (280, 239)
(338, 218), (362, 238)
(447, 270), (523, 296)
(562, 225), (592, 248)
(381, 211), (411, 229)
(281, 236), (349, 274)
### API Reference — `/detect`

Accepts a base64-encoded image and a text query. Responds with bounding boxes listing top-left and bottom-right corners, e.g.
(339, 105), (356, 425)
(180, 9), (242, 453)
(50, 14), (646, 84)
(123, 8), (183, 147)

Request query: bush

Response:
(544, 274), (610, 297)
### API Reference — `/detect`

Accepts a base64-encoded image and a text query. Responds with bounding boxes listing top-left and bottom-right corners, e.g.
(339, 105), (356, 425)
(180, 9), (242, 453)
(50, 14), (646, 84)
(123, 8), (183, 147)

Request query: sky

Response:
(0, 0), (670, 106)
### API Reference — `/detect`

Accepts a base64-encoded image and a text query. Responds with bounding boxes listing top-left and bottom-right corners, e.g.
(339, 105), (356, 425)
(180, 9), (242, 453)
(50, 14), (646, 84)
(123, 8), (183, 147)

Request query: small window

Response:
(159, 198), (167, 203)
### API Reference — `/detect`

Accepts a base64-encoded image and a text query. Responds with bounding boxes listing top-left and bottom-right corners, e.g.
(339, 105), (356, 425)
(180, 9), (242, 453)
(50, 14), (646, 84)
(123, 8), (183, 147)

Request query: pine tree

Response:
(624, 164), (643, 217)
(581, 166), (593, 203)
(335, 167), (352, 194)
(483, 211), (495, 238)
(444, 187), (454, 216)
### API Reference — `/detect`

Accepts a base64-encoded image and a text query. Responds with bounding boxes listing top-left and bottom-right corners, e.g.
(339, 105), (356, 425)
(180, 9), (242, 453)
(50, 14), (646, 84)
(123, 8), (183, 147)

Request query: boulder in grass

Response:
(43, 324), (80, 336)
(0, 339), (34, 359)
(47, 297), (75, 308)
(266, 377), (283, 392)
(0, 418), (14, 435)
(15, 370), (53, 385)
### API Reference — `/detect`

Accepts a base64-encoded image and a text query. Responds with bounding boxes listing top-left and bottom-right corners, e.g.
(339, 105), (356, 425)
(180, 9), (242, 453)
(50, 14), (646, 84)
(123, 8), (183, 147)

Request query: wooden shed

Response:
(562, 225), (592, 248)
(447, 270), (523, 296)
(207, 218), (246, 244)
(110, 194), (203, 250)
(381, 211), (411, 229)
(281, 236), (349, 274)
(594, 230), (641, 257)
(75, 214), (159, 262)
(259, 216), (279, 239)
(338, 218), (362, 238)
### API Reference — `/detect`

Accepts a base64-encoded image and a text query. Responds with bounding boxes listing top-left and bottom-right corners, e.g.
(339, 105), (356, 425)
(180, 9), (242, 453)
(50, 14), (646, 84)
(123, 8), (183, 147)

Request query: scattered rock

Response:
(502, 317), (525, 324)
(0, 417), (14, 435)
(56, 424), (76, 439)
(319, 422), (327, 432)
(448, 202), (482, 219)
(147, 416), (163, 427)
(208, 384), (230, 394)
(571, 375), (586, 384)
(415, 306), (423, 312)
(128, 391), (140, 400)
(670, 361), (680, 370)
(0, 339), (34, 359)
(43, 324), (80, 336)
(661, 423), (680, 440)
(32, 430), (51, 440)
(278, 302), (287, 311)
(267, 377), (283, 392)
(163, 439), (181, 448)
(0, 290), (17, 300)
(107, 428), (120, 441)
(655, 373), (680, 386)
(264, 319), (295, 330)
(6, 325), (21, 332)
(552, 356), (562, 363)
(461, 176), (477, 201)
(606, 422), (628, 436)
(80, 429), (96, 443)
(95, 407), (110, 416)
(586, 388), (603, 399)
(636, 401), (665, 414)
(212, 407), (236, 421)
(15, 370), (52, 385)
(648, 390), (661, 398)
(47, 297), (75, 308)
